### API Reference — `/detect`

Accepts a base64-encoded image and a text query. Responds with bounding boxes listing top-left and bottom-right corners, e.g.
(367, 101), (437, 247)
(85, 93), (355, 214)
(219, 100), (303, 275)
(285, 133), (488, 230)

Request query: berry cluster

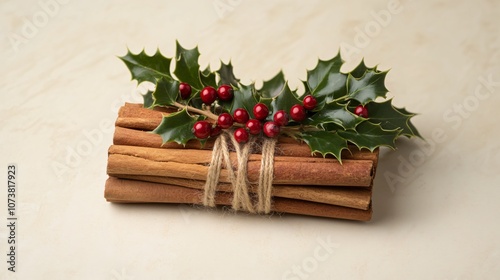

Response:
(187, 81), (371, 144)
(187, 84), (323, 144)
(179, 83), (234, 103)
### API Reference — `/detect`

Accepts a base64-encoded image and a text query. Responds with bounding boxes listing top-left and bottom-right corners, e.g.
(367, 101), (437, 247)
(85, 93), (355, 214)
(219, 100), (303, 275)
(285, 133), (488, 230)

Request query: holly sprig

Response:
(119, 41), (421, 162)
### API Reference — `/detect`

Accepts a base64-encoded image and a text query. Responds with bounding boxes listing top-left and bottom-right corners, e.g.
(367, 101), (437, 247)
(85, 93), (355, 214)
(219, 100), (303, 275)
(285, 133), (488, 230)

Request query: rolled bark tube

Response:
(106, 149), (374, 187)
(104, 177), (372, 221)
(112, 125), (379, 161)
(111, 174), (372, 210)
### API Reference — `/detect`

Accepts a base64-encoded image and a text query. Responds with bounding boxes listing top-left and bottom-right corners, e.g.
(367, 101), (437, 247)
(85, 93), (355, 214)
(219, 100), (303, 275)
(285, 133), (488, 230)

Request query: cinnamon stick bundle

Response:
(105, 103), (380, 221)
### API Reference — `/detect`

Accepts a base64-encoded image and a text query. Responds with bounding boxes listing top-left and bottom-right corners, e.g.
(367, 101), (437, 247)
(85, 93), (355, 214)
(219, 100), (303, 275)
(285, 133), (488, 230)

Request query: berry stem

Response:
(173, 101), (219, 121)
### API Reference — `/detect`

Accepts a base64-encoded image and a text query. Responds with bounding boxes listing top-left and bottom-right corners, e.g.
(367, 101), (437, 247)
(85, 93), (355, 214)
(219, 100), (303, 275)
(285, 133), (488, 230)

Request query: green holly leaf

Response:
(306, 53), (347, 108)
(269, 83), (301, 117)
(119, 49), (172, 84)
(142, 90), (154, 108)
(152, 77), (180, 107)
(300, 130), (348, 162)
(152, 109), (201, 145)
(350, 59), (378, 79)
(260, 71), (286, 98)
(347, 70), (389, 104)
(200, 66), (217, 88)
(394, 106), (422, 138)
(217, 61), (240, 86)
(365, 99), (420, 138)
(221, 83), (258, 115)
(305, 102), (363, 130)
(173, 41), (203, 90)
(338, 121), (400, 152)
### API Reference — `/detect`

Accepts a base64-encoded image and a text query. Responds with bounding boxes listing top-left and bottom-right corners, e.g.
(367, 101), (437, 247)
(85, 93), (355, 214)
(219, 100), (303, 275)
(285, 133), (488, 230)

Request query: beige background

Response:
(1, 0), (499, 279)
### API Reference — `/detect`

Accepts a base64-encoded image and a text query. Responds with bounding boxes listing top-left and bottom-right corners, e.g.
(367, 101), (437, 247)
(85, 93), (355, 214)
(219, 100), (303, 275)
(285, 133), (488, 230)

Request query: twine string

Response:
(257, 138), (276, 213)
(202, 130), (276, 214)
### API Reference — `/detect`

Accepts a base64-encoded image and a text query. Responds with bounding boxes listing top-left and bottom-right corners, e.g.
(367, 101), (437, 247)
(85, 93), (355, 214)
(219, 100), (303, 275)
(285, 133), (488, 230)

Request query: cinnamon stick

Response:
(113, 126), (379, 161)
(107, 146), (374, 187)
(104, 177), (372, 221)
(114, 103), (379, 161)
(112, 174), (372, 210)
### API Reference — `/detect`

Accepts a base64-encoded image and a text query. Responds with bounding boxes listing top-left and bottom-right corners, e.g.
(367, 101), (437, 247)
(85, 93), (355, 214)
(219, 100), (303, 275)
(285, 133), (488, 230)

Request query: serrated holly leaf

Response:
(260, 71), (286, 98)
(152, 77), (180, 107)
(347, 70), (389, 104)
(300, 131), (348, 161)
(142, 90), (154, 108)
(269, 83), (301, 117)
(173, 41), (203, 90)
(119, 49), (172, 84)
(350, 59), (379, 79)
(338, 121), (400, 151)
(222, 83), (258, 115)
(365, 99), (420, 138)
(307, 54), (347, 108)
(217, 61), (240, 86)
(305, 102), (363, 130)
(395, 106), (422, 138)
(301, 80), (311, 95)
(200, 66), (217, 88)
(153, 109), (201, 145)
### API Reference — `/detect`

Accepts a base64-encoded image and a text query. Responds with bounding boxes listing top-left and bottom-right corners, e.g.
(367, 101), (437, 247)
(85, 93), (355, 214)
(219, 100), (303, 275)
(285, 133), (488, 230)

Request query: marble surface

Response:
(1, 0), (499, 279)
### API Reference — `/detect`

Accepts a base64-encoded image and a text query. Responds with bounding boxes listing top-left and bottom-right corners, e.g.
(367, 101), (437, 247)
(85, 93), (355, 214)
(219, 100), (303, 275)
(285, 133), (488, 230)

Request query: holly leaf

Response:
(119, 49), (172, 84)
(217, 60), (240, 86)
(260, 71), (286, 98)
(173, 41), (203, 90)
(269, 83), (301, 117)
(222, 83), (258, 115)
(200, 66), (217, 88)
(305, 102), (363, 130)
(307, 53), (347, 108)
(394, 106), (422, 138)
(152, 77), (180, 107)
(350, 59), (377, 79)
(152, 109), (201, 145)
(365, 99), (420, 138)
(338, 121), (400, 151)
(300, 131), (348, 162)
(347, 70), (389, 104)
(142, 90), (154, 108)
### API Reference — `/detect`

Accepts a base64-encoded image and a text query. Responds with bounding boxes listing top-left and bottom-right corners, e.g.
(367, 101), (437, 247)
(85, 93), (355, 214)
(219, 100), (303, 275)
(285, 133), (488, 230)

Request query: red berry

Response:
(303, 95), (317, 110)
(179, 82), (192, 99)
(200, 86), (217, 105)
(234, 128), (249, 143)
(263, 121), (280, 138)
(253, 103), (269, 120)
(290, 104), (306, 122)
(354, 105), (368, 118)
(217, 84), (234, 101)
(273, 110), (289, 126)
(192, 121), (212, 139)
(233, 108), (250, 124)
(210, 125), (222, 137)
(245, 119), (262, 135)
(217, 113), (234, 129)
